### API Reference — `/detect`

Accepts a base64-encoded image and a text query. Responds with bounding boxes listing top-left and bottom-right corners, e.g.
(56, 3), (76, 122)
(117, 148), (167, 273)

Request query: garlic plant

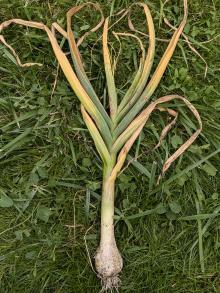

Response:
(0, 0), (202, 290)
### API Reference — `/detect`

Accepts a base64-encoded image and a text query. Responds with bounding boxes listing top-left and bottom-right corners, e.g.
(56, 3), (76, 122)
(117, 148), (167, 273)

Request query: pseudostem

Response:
(95, 163), (123, 289)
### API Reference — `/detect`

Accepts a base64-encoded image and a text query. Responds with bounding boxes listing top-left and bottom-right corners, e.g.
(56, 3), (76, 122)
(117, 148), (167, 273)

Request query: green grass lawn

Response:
(0, 0), (220, 292)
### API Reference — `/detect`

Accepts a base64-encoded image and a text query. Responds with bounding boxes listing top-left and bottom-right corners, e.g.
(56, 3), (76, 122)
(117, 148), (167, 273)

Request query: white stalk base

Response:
(95, 166), (123, 290)
(95, 241), (123, 290)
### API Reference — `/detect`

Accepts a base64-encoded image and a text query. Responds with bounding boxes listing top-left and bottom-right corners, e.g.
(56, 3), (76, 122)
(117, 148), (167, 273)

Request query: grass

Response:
(0, 0), (220, 292)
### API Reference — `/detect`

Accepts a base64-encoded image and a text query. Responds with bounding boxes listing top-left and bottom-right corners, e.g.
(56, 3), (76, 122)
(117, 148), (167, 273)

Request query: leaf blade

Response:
(0, 18), (113, 148)
(103, 17), (118, 120)
(81, 105), (111, 165)
(114, 0), (188, 137)
(117, 3), (155, 117)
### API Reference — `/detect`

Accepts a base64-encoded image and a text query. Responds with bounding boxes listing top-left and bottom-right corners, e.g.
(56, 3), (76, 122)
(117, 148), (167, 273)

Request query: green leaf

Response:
(37, 97), (46, 106)
(25, 251), (37, 260)
(211, 193), (218, 200)
(177, 173), (188, 186)
(155, 203), (167, 214)
(81, 106), (111, 164)
(29, 172), (39, 185)
(14, 229), (30, 241)
(183, 23), (190, 34)
(80, 24), (90, 31)
(166, 210), (177, 220)
(48, 177), (57, 188)
(82, 157), (92, 167)
(171, 134), (183, 148)
(169, 201), (182, 214)
(202, 164), (217, 176)
(14, 230), (23, 241)
(119, 174), (131, 184)
(189, 144), (203, 155)
(86, 181), (101, 191)
(123, 199), (130, 209)
(37, 167), (48, 179)
(37, 207), (52, 223)
(0, 192), (13, 208)
(178, 67), (188, 80)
